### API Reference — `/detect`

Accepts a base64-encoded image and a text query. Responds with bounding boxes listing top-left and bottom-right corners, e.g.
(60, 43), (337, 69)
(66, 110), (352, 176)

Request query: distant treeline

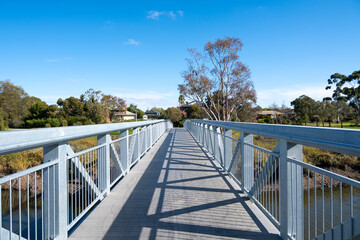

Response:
(0, 80), (130, 129)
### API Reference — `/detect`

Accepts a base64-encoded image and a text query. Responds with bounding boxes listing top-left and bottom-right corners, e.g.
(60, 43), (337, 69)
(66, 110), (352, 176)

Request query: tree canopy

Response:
(178, 37), (256, 121)
(326, 70), (360, 118)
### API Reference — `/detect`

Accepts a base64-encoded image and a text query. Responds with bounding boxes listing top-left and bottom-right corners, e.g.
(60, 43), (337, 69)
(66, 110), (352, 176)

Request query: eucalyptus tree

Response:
(178, 37), (256, 121)
(326, 70), (360, 120)
(0, 80), (30, 127)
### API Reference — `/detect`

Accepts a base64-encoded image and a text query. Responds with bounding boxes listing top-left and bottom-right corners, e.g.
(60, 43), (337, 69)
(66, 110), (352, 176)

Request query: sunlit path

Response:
(69, 128), (279, 240)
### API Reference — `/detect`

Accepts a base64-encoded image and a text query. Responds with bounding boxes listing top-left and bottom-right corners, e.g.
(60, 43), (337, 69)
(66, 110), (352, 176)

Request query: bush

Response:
(26, 118), (47, 128)
(283, 119), (292, 125)
(257, 118), (265, 123)
(47, 118), (60, 127)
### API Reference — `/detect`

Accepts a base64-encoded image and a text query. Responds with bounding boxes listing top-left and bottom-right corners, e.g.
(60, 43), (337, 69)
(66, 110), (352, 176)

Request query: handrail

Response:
(190, 119), (360, 156)
(0, 120), (166, 155)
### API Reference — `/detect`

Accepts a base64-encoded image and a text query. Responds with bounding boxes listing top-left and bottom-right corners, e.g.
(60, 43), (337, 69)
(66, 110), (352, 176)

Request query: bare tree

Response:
(178, 37), (256, 121)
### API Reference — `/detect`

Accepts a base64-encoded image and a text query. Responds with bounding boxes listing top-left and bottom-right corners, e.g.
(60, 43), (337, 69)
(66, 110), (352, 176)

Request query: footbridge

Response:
(0, 119), (359, 240)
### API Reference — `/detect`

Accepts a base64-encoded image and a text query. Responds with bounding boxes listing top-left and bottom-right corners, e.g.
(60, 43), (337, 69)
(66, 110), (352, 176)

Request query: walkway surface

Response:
(69, 128), (280, 240)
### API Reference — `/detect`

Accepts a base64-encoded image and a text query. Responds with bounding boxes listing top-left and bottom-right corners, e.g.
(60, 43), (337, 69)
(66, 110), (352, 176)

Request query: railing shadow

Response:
(99, 128), (279, 239)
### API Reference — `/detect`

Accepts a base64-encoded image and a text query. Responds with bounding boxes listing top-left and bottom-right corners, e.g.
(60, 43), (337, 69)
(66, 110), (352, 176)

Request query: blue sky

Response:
(1, 0), (359, 110)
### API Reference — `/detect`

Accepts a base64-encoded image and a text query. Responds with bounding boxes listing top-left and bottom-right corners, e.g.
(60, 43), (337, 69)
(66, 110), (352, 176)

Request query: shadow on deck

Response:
(69, 128), (280, 240)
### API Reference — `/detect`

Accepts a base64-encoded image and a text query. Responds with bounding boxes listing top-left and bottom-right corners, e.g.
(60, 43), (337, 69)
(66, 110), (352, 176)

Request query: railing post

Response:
(97, 134), (111, 195)
(43, 143), (68, 239)
(120, 129), (129, 174)
(223, 128), (232, 170)
(214, 127), (220, 162)
(279, 139), (303, 240)
(241, 132), (254, 192)
(150, 124), (153, 146)
(133, 127), (140, 162)
(208, 125), (214, 155)
(204, 124), (208, 150)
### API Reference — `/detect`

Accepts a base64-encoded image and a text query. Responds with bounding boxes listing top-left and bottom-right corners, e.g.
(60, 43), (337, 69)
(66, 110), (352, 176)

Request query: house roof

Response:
(258, 110), (283, 115)
(114, 111), (136, 116)
(145, 110), (160, 114)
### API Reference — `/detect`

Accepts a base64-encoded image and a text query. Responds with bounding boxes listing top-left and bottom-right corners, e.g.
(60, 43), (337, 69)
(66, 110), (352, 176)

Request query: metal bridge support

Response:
(133, 127), (140, 162)
(97, 134), (111, 196)
(241, 133), (254, 192)
(223, 128), (232, 170)
(43, 143), (68, 240)
(120, 129), (129, 174)
(279, 139), (303, 240)
(214, 126), (220, 162)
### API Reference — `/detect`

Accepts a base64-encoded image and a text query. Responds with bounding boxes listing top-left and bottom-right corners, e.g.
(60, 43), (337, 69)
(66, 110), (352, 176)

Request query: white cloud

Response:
(109, 88), (178, 110)
(177, 10), (184, 17)
(146, 10), (164, 20)
(104, 21), (114, 29)
(45, 59), (58, 62)
(257, 85), (331, 108)
(63, 78), (86, 83)
(146, 10), (184, 20)
(168, 11), (176, 20)
(39, 95), (62, 104)
(124, 38), (139, 45)
(63, 57), (73, 60)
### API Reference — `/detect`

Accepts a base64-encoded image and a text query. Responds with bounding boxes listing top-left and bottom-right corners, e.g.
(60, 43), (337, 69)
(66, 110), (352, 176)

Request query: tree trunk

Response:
(341, 120), (343, 128)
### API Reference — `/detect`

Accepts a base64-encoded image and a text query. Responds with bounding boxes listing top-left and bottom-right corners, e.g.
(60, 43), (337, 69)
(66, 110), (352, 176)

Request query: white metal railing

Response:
(184, 119), (360, 240)
(0, 120), (172, 240)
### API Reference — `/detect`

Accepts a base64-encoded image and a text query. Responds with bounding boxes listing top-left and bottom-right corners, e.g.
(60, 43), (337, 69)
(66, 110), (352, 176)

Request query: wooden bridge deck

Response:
(69, 128), (280, 240)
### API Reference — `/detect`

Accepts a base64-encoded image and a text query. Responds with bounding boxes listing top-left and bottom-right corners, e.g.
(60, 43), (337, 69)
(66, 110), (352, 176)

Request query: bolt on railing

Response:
(0, 120), (172, 239)
(185, 119), (360, 240)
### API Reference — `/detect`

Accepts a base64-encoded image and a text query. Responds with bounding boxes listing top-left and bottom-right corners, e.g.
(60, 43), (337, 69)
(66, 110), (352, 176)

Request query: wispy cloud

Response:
(146, 10), (184, 20)
(257, 85), (330, 107)
(45, 59), (58, 63)
(63, 78), (86, 83)
(63, 56), (73, 60)
(124, 38), (139, 45)
(103, 21), (114, 29)
(177, 10), (184, 17)
(108, 88), (178, 110)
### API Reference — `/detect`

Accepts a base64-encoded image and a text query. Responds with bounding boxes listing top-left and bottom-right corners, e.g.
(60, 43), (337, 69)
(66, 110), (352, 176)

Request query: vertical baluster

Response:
(47, 168), (50, 239)
(81, 155), (84, 212)
(0, 185), (2, 240)
(330, 178), (333, 230)
(41, 170), (44, 240)
(27, 174), (30, 240)
(71, 159), (74, 222)
(75, 158), (78, 218)
(308, 170), (310, 240)
(53, 166), (55, 238)
(350, 186), (353, 238)
(314, 173), (317, 238)
(340, 182), (343, 224)
(19, 178), (22, 239)
(35, 172), (37, 240)
(322, 175), (324, 234)
(9, 179), (12, 240)
(275, 157), (277, 221)
(272, 159), (274, 216)
(86, 152), (88, 207)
